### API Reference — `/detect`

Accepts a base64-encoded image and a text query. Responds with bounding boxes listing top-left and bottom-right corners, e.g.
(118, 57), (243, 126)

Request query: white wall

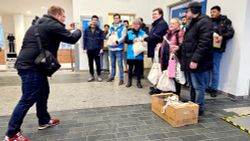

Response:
(73, 0), (168, 26)
(166, 0), (250, 96)
(236, 0), (250, 96)
(72, 0), (169, 70)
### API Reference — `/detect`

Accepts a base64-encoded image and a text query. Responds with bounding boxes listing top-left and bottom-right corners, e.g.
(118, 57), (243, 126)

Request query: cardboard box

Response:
(151, 93), (199, 127)
(213, 32), (222, 48)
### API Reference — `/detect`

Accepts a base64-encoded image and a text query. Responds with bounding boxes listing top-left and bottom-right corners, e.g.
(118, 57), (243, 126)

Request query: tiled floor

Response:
(0, 71), (250, 141)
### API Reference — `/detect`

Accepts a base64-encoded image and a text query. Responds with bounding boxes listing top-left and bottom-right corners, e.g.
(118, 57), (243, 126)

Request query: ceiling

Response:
(0, 0), (72, 16)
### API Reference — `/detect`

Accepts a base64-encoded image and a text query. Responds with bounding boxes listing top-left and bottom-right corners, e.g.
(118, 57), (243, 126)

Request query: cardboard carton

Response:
(151, 93), (199, 127)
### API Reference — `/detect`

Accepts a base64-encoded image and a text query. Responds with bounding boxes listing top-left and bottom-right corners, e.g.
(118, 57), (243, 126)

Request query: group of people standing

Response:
(83, 2), (234, 116)
(83, 13), (149, 88)
(2, 2), (235, 141)
(147, 2), (234, 116)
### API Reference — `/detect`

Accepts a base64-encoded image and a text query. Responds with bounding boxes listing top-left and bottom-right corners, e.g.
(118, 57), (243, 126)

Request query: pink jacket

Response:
(166, 29), (184, 46)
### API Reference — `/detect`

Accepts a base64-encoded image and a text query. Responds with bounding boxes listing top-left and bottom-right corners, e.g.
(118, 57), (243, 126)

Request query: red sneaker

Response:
(3, 132), (30, 141)
(38, 118), (60, 130)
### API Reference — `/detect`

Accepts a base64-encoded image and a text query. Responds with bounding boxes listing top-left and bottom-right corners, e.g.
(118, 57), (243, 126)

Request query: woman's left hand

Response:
(170, 45), (179, 53)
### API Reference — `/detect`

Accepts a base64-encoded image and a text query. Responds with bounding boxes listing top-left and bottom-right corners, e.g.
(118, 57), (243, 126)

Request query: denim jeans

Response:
(102, 50), (109, 71)
(211, 50), (223, 90)
(6, 69), (51, 137)
(187, 71), (210, 113)
(110, 50), (124, 80)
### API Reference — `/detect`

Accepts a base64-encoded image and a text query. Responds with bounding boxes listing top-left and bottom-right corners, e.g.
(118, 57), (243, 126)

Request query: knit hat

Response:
(184, 2), (202, 14)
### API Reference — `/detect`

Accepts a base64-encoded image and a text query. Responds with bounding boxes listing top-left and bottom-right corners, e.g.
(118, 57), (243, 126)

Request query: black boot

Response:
(137, 81), (143, 89)
(210, 89), (217, 97)
(126, 79), (132, 87)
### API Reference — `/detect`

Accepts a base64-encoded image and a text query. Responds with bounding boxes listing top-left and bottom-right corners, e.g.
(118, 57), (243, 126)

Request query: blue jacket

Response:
(109, 24), (126, 51)
(125, 29), (146, 60)
(84, 26), (104, 50)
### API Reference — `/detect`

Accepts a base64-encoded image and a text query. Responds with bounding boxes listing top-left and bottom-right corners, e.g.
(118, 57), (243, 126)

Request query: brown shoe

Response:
(119, 80), (124, 85)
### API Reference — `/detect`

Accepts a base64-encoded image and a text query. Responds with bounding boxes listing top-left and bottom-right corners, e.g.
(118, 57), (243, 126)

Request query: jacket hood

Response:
(40, 15), (65, 27)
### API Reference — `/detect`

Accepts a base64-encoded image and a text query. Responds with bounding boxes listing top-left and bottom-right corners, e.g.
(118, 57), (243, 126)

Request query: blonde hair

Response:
(47, 6), (65, 16)
(170, 18), (181, 26)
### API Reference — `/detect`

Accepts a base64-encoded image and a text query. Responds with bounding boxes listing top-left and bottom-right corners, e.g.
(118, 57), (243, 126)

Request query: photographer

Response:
(3, 5), (82, 141)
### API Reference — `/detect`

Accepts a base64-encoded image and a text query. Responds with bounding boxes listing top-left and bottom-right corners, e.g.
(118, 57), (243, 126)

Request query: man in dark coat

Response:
(84, 15), (104, 82)
(144, 8), (168, 59)
(209, 5), (234, 97)
(3, 6), (82, 141)
(182, 2), (213, 116)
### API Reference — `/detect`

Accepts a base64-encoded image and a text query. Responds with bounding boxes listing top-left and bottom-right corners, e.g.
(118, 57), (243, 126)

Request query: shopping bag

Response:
(132, 41), (147, 56)
(147, 45), (161, 85)
(147, 62), (162, 85)
(175, 58), (186, 85)
(156, 70), (176, 92)
(168, 54), (176, 78)
(107, 32), (118, 46)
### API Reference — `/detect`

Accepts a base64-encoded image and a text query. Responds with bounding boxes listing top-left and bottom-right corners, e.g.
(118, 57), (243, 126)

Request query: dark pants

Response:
(87, 49), (101, 76)
(6, 69), (50, 137)
(140, 61), (144, 76)
(174, 79), (181, 96)
(128, 59), (143, 82)
(9, 42), (15, 52)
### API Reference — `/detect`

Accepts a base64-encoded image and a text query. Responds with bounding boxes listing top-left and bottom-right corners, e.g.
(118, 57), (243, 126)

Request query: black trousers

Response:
(128, 59), (143, 81)
(174, 79), (181, 96)
(87, 49), (101, 76)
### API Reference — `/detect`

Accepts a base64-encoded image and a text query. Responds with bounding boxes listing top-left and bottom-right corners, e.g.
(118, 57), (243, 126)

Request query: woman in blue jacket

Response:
(125, 19), (146, 88)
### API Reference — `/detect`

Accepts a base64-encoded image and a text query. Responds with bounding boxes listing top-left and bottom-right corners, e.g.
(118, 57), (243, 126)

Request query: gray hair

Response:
(133, 18), (142, 25)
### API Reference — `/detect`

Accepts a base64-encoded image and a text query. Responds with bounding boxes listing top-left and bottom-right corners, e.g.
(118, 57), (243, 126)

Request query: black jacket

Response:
(160, 41), (170, 71)
(181, 14), (213, 72)
(141, 23), (149, 34)
(83, 26), (104, 51)
(15, 15), (82, 70)
(144, 17), (168, 58)
(212, 15), (234, 52)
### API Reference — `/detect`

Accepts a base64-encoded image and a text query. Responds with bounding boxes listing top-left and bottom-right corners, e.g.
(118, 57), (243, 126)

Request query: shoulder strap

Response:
(34, 19), (43, 51)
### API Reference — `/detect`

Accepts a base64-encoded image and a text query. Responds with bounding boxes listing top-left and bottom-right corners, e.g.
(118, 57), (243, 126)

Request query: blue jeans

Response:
(6, 69), (51, 137)
(211, 51), (223, 90)
(102, 50), (109, 70)
(110, 51), (124, 80)
(187, 71), (210, 113)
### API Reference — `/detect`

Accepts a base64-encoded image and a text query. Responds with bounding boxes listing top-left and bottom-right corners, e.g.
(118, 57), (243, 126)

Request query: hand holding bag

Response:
(34, 19), (61, 77)
(107, 32), (118, 46)
(132, 41), (147, 56)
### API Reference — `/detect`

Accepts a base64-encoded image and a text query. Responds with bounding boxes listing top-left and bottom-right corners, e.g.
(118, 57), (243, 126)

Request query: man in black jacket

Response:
(209, 6), (234, 97)
(182, 2), (213, 116)
(84, 15), (104, 82)
(144, 8), (168, 59)
(3, 6), (82, 141)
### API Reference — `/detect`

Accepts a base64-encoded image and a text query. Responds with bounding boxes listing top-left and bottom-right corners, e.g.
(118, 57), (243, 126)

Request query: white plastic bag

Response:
(147, 46), (161, 85)
(132, 42), (147, 56)
(147, 63), (162, 85)
(175, 58), (186, 85)
(107, 32), (118, 46)
(156, 70), (176, 92)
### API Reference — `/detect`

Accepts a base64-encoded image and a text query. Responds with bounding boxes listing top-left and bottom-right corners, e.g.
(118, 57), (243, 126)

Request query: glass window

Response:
(0, 23), (4, 48)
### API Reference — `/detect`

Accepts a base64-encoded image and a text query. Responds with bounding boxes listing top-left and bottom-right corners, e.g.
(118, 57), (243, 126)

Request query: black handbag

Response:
(34, 19), (61, 77)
